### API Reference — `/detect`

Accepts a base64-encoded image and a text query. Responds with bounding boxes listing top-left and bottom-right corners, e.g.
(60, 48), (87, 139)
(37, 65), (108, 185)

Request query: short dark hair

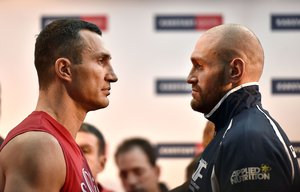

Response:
(34, 19), (102, 90)
(115, 137), (157, 167)
(79, 122), (106, 155)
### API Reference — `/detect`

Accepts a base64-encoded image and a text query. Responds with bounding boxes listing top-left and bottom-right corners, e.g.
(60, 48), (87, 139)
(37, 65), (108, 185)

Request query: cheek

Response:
(206, 69), (225, 87)
(197, 69), (214, 85)
(143, 169), (158, 181)
(85, 153), (98, 163)
(78, 66), (104, 85)
(206, 79), (223, 97)
(199, 75), (216, 94)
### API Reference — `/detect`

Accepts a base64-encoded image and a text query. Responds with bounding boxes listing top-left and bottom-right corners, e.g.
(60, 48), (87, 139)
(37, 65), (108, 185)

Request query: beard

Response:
(190, 98), (208, 114)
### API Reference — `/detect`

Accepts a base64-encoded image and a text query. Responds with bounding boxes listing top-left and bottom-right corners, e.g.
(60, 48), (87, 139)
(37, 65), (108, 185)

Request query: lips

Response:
(191, 89), (199, 98)
(102, 86), (111, 91)
(102, 87), (111, 95)
(102, 85), (110, 90)
(192, 88), (199, 94)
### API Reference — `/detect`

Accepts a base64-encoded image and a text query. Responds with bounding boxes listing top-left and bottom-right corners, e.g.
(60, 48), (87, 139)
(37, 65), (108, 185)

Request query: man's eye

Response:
(134, 168), (145, 176)
(120, 171), (128, 179)
(98, 55), (111, 63)
(80, 146), (91, 154)
(194, 63), (204, 70)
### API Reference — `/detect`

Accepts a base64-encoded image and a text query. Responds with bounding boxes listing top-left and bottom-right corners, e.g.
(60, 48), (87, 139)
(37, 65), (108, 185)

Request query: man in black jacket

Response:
(171, 23), (300, 192)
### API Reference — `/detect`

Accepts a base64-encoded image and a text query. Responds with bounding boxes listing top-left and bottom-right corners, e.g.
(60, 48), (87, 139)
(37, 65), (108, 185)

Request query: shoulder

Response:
(0, 131), (66, 190)
(227, 107), (278, 141)
(219, 110), (291, 162)
(2, 131), (63, 158)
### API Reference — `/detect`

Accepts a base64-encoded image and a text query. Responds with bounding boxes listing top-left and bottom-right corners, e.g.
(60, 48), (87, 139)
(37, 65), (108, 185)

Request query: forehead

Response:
(79, 29), (110, 57)
(76, 132), (98, 145)
(191, 33), (220, 63)
(117, 147), (152, 169)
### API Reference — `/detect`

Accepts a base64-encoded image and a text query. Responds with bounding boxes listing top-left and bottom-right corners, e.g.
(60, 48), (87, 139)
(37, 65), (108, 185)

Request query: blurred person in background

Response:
(186, 120), (215, 180)
(115, 137), (169, 192)
(76, 122), (114, 192)
(171, 23), (300, 192)
(171, 121), (215, 192)
(201, 120), (215, 149)
(0, 19), (118, 191)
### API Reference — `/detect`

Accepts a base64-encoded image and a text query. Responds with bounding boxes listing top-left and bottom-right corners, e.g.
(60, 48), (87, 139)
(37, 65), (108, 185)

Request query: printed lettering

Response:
(192, 159), (207, 181)
(81, 168), (99, 192)
(230, 165), (271, 185)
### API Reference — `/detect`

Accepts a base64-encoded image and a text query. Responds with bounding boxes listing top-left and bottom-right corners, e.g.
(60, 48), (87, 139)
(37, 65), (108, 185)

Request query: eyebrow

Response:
(79, 144), (91, 148)
(191, 54), (204, 64)
(97, 52), (111, 60)
(191, 51), (211, 64)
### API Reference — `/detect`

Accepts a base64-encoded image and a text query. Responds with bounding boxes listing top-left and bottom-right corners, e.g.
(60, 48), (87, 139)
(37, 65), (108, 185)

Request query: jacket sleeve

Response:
(214, 118), (298, 192)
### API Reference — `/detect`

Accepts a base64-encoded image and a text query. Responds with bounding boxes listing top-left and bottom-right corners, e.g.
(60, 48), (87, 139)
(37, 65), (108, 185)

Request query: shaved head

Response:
(204, 23), (264, 82)
(188, 23), (265, 113)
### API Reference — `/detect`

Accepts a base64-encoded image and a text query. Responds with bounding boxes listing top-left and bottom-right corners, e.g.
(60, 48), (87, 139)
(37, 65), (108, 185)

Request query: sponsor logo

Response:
(192, 158), (208, 181)
(155, 15), (223, 30)
(271, 14), (300, 30)
(189, 179), (200, 191)
(230, 164), (271, 185)
(156, 143), (201, 158)
(156, 79), (191, 94)
(272, 79), (300, 94)
(81, 168), (99, 192)
(41, 15), (108, 31)
(291, 142), (300, 158)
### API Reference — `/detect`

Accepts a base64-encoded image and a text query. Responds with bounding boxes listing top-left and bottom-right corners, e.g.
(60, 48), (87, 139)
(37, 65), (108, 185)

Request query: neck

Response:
(35, 89), (86, 138)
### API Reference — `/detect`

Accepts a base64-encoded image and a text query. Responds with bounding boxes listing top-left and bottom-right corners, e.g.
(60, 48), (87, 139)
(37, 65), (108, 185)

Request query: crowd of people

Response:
(0, 19), (299, 192)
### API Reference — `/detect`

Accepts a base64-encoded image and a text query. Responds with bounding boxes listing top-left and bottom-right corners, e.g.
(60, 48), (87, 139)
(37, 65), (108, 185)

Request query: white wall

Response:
(1, 0), (300, 191)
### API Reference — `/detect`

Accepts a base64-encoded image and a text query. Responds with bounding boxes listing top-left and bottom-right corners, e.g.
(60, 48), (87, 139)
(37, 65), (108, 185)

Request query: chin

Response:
(190, 100), (199, 110)
(87, 102), (109, 112)
(99, 102), (109, 109)
(190, 101), (204, 113)
(98, 98), (110, 108)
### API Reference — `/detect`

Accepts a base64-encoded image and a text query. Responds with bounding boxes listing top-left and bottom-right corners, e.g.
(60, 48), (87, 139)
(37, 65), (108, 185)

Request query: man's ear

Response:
(54, 58), (72, 82)
(229, 58), (245, 83)
(155, 165), (161, 178)
(98, 155), (107, 172)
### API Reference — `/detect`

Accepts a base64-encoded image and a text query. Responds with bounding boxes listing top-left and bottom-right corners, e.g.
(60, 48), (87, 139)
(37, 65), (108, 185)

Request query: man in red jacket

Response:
(0, 19), (118, 192)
